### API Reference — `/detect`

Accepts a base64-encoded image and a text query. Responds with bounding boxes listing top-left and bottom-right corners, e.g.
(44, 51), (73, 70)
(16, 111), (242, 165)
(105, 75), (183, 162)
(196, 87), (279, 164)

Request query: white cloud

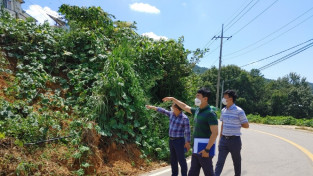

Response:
(142, 32), (168, 40)
(182, 2), (187, 7)
(129, 3), (160, 14)
(26, 5), (60, 25)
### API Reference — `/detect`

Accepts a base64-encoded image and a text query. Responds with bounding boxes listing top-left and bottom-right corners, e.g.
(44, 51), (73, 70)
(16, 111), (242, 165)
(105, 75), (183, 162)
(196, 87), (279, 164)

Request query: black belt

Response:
(169, 137), (184, 140)
(222, 135), (239, 140)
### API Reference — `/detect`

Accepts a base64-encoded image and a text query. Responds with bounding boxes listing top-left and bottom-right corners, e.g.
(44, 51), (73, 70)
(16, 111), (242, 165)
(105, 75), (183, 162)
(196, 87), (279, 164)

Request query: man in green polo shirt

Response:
(163, 88), (218, 176)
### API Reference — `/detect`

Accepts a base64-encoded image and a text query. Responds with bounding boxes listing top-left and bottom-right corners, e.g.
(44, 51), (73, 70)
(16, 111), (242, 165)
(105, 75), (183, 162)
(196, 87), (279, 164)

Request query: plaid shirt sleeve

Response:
(156, 107), (171, 117)
(184, 116), (191, 142)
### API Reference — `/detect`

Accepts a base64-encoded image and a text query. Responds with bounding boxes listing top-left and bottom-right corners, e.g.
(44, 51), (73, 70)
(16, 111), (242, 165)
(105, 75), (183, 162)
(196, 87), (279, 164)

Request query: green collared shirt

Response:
(191, 105), (218, 139)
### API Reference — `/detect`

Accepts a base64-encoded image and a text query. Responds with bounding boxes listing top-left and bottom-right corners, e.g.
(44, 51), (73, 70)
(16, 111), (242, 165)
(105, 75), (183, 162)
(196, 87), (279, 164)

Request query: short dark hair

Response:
(173, 104), (182, 111)
(223, 90), (237, 102)
(197, 88), (211, 102)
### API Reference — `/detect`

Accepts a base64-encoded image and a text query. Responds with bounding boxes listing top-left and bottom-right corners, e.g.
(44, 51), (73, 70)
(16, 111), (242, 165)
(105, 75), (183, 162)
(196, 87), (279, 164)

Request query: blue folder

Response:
(193, 138), (216, 156)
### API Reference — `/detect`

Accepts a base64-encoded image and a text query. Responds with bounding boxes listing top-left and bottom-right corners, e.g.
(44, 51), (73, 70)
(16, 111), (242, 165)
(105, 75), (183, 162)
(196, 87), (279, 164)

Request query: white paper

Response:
(193, 138), (209, 153)
(193, 138), (216, 156)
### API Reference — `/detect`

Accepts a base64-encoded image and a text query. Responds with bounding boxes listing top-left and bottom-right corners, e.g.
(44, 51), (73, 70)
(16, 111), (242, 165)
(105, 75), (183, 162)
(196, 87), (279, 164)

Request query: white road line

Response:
(148, 159), (192, 176)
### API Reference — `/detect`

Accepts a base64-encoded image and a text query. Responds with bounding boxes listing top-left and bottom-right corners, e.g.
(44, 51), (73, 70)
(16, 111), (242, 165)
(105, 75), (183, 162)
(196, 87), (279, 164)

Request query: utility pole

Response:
(219, 80), (224, 109)
(212, 24), (232, 109)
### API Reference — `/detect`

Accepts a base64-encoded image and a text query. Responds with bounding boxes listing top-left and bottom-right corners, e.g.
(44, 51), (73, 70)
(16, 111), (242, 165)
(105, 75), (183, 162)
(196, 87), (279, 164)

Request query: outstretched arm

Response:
(145, 105), (157, 111)
(145, 105), (171, 117)
(162, 97), (192, 114)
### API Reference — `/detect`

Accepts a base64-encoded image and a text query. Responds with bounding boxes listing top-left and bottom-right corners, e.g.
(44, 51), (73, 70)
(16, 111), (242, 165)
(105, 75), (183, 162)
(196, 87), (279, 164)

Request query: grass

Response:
(247, 114), (313, 128)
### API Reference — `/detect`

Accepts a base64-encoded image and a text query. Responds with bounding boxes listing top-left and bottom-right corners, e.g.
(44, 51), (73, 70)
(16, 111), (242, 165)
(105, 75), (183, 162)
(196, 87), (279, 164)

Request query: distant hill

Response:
(193, 65), (208, 74)
(192, 65), (313, 92)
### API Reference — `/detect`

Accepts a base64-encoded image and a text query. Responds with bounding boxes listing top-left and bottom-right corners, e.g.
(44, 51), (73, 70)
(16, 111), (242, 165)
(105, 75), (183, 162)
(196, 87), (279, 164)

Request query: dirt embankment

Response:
(0, 54), (166, 175)
(0, 125), (166, 176)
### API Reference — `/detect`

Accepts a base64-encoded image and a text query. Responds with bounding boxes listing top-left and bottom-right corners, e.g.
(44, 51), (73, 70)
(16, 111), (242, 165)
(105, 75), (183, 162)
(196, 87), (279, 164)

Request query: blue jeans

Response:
(169, 137), (188, 176)
(215, 136), (242, 176)
(188, 154), (214, 176)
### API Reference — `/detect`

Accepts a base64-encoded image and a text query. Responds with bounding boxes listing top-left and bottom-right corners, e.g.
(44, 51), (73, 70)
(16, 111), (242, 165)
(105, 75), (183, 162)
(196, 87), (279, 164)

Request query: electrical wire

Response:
(203, 0), (261, 61)
(212, 0), (274, 56)
(223, 5), (313, 58)
(259, 41), (313, 70)
(224, 0), (260, 33)
(202, 0), (254, 50)
(231, 0), (279, 37)
(211, 58), (219, 65)
(224, 12), (313, 61)
(223, 0), (255, 29)
(203, 34), (219, 49)
(240, 38), (313, 67)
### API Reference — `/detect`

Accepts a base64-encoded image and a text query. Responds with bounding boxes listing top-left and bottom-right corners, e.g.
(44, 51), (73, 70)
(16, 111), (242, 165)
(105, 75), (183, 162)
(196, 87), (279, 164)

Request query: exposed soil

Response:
(0, 55), (167, 175)
(0, 72), (14, 103)
(0, 126), (166, 176)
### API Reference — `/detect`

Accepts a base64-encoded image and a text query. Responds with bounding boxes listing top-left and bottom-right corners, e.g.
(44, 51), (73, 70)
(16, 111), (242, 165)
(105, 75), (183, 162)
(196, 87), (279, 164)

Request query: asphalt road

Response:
(140, 123), (313, 176)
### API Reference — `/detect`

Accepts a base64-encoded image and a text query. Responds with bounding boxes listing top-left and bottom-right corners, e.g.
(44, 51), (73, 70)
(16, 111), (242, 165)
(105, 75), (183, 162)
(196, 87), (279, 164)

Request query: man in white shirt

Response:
(215, 90), (249, 176)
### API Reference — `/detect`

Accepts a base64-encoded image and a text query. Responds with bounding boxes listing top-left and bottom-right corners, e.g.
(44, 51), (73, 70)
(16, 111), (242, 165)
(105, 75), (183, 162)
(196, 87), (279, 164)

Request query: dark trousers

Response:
(169, 137), (188, 176)
(188, 154), (214, 176)
(215, 136), (242, 176)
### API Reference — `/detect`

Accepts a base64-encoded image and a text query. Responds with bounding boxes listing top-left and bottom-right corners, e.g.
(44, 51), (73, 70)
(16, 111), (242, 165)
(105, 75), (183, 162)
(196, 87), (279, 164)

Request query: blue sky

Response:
(22, 0), (313, 82)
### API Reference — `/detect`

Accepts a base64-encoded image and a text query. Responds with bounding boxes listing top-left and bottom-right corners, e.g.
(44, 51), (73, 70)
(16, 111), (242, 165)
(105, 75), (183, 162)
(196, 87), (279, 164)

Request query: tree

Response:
(59, 5), (114, 33)
(266, 73), (313, 118)
(200, 66), (313, 118)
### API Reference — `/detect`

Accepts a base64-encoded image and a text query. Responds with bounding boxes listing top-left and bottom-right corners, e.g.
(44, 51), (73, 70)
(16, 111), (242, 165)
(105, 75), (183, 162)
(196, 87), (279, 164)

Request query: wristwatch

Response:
(204, 148), (210, 153)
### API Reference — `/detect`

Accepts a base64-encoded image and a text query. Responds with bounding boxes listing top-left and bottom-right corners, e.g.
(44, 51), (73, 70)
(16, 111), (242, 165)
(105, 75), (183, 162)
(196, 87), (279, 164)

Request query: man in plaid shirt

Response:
(146, 103), (191, 176)
(163, 88), (218, 176)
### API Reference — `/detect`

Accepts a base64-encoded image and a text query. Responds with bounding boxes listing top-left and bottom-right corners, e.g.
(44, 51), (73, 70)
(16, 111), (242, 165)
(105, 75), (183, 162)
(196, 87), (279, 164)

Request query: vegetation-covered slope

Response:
(0, 5), (205, 175)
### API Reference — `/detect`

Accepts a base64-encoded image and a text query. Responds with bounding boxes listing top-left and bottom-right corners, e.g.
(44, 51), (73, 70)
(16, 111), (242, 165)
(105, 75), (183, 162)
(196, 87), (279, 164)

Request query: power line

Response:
(231, 0), (278, 37)
(214, 0), (256, 50)
(203, 0), (272, 62)
(201, 40), (225, 64)
(224, 0), (255, 29)
(202, 33), (219, 49)
(203, 33), (231, 59)
(202, 41), (226, 65)
(259, 41), (313, 70)
(224, 12), (313, 61)
(223, 5), (313, 58)
(201, 0), (254, 51)
(211, 58), (219, 65)
(240, 38), (313, 68)
(224, 0), (260, 33)
(208, 44), (221, 55)
(217, 0), (277, 58)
